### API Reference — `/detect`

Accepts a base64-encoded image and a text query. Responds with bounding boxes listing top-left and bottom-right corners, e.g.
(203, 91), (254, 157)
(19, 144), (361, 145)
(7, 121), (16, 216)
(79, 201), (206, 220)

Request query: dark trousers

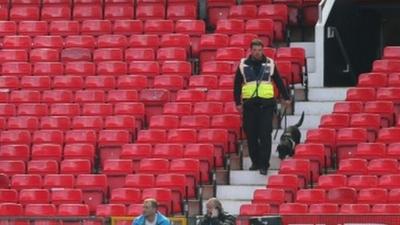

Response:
(243, 99), (275, 170)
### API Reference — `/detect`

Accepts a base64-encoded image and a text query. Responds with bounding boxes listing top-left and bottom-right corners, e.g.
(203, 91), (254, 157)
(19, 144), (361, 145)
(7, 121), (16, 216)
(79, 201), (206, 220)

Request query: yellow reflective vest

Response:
(239, 57), (275, 99)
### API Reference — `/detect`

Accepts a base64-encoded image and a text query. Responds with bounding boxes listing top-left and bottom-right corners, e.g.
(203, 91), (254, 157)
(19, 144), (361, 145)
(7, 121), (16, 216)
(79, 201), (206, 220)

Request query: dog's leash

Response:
(273, 107), (287, 140)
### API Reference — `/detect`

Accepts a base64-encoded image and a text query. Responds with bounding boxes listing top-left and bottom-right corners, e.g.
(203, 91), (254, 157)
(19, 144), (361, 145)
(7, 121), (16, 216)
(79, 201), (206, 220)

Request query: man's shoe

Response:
(259, 168), (268, 175)
(249, 165), (258, 171)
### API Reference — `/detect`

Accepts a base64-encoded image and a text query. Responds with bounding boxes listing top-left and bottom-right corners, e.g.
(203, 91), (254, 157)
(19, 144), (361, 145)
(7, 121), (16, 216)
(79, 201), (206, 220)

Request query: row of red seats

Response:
(0, 89), (235, 103)
(1, 2), (198, 22)
(0, 47), (189, 62)
(0, 61), (192, 77)
(0, 202), (167, 217)
(0, 0), (194, 6)
(358, 72), (400, 88)
(1, 34), (194, 50)
(250, 188), (400, 214)
(207, 0), (320, 28)
(318, 174), (400, 190)
(338, 158), (400, 176)
(0, 19), (204, 36)
(239, 203), (400, 215)
(0, 129), (130, 145)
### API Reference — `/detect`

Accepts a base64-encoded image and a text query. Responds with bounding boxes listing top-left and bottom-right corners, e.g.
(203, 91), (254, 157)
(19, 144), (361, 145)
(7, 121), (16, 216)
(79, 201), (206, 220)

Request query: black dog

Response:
(276, 111), (305, 160)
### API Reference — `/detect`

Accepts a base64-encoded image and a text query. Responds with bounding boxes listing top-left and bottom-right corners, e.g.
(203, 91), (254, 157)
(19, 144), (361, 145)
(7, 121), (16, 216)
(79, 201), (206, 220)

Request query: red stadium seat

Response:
(125, 48), (155, 62)
(19, 189), (50, 204)
(30, 48), (60, 62)
(97, 34), (127, 48)
(110, 188), (141, 204)
(207, 0), (236, 28)
(317, 174), (347, 190)
(296, 189), (326, 204)
(372, 204), (400, 214)
(0, 203), (23, 216)
(64, 35), (96, 49)
(107, 89), (138, 102)
(149, 115), (179, 129)
(49, 20), (79, 36)
(98, 129), (130, 147)
(358, 188), (387, 204)
(75, 90), (105, 103)
(319, 114), (350, 129)
(120, 144), (152, 171)
(0, 189), (18, 203)
(155, 173), (186, 213)
(0, 21), (17, 36)
(347, 175), (378, 191)
(81, 20), (112, 36)
(364, 101), (395, 127)
(113, 20), (143, 35)
(143, 20), (174, 35)
(180, 115), (210, 129)
(117, 75), (147, 90)
(276, 47), (306, 84)
(24, 204), (56, 216)
(336, 128), (368, 160)
(1, 130), (31, 145)
(60, 159), (92, 175)
(157, 47), (187, 62)
(18, 103), (48, 116)
(357, 72), (387, 87)
(388, 72), (400, 86)
(388, 189), (400, 203)
(41, 4), (71, 21)
(18, 21), (48, 36)
(153, 75), (185, 95)
(10, 5), (39, 21)
(42, 90), (73, 104)
(97, 61), (128, 76)
(20, 76), (51, 90)
(50, 103), (80, 117)
(136, 4), (165, 20)
(377, 127), (400, 144)
(0, 145), (29, 161)
(0, 49), (28, 63)
(279, 203), (308, 214)
(387, 143), (400, 160)
(105, 4), (134, 20)
(176, 89), (206, 102)
(201, 61), (233, 75)
(124, 173), (154, 189)
(355, 143), (386, 160)
(61, 48), (91, 62)
(73, 4), (102, 21)
(383, 46), (400, 59)
(129, 34), (159, 49)
(258, 4), (288, 41)
(167, 4), (197, 20)
(215, 19), (245, 35)
(305, 128), (336, 160)
(31, 144), (62, 161)
(327, 187), (357, 204)
(93, 48), (124, 62)
(189, 75), (218, 89)
(138, 158), (169, 175)
(51, 189), (83, 205)
(245, 19), (274, 46)
(199, 34), (230, 65)
(43, 174), (74, 189)
(129, 61), (159, 75)
(96, 204), (126, 217)
(197, 129), (228, 166)
(75, 174), (107, 213)
(103, 159), (133, 190)
(240, 204), (271, 216)
(251, 189), (284, 213)
(32, 130), (64, 145)
(309, 203), (339, 214)
(229, 33), (258, 49)
(206, 89), (234, 102)
(85, 76), (115, 90)
(368, 158), (398, 176)
(58, 204), (90, 217)
(11, 174), (42, 190)
(72, 116), (104, 131)
(161, 102), (191, 117)
(64, 144), (95, 163)
(33, 62), (63, 77)
(267, 174), (301, 202)
(153, 144), (184, 160)
(3, 36), (32, 49)
(340, 204), (370, 214)
(373, 59), (400, 73)
(229, 5), (257, 20)
(338, 158), (368, 176)
(279, 159), (311, 187)
(65, 130), (97, 144)
(64, 61), (95, 76)
(215, 47), (245, 62)
(32, 36), (63, 49)
(167, 128), (197, 144)
(0, 104), (16, 117)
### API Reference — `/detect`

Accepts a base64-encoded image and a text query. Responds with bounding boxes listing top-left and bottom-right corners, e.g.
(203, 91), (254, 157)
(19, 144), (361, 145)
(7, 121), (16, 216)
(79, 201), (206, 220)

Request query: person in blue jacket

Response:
(132, 199), (171, 225)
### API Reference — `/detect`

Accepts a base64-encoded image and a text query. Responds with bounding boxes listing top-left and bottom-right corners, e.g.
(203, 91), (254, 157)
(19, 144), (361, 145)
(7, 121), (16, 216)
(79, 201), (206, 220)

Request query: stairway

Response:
(209, 41), (350, 215)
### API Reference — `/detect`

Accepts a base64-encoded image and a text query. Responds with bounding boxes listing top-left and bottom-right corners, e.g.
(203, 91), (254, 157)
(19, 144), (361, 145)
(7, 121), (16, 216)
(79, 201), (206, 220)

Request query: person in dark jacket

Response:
(234, 39), (291, 175)
(132, 199), (170, 225)
(199, 198), (235, 225)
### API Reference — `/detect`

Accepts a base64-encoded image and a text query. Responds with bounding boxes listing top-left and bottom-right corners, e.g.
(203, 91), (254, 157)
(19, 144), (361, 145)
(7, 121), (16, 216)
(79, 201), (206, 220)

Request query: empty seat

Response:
(168, 128), (197, 143)
(157, 47), (187, 62)
(336, 128), (368, 160)
(267, 174), (301, 202)
(60, 159), (91, 175)
(340, 204), (371, 214)
(96, 204), (126, 217)
(50, 103), (81, 117)
(176, 89), (206, 102)
(279, 159), (311, 187)
(149, 115), (179, 129)
(0, 145), (29, 161)
(338, 158), (368, 175)
(65, 130), (97, 144)
(113, 20), (143, 35)
(20, 76), (51, 90)
(309, 203), (339, 214)
(358, 188), (387, 204)
(33, 62), (63, 76)
(42, 90), (73, 103)
(229, 5), (257, 20)
(327, 187), (357, 204)
(75, 174), (107, 212)
(364, 101), (394, 127)
(167, 4), (197, 20)
(355, 143), (386, 160)
(49, 21), (79, 36)
(377, 127), (400, 143)
(110, 188), (141, 204)
(124, 173), (154, 189)
(296, 189), (326, 204)
(103, 159), (134, 190)
(97, 61), (128, 75)
(0, 49), (28, 63)
(19, 189), (50, 204)
(279, 203), (308, 214)
(11, 174), (42, 190)
(239, 204), (271, 216)
(317, 174), (347, 190)
(3, 36), (32, 49)
(357, 72), (388, 87)
(368, 158), (398, 175)
(319, 114), (349, 129)
(252, 188), (284, 213)
(105, 4), (134, 20)
(161, 61), (192, 77)
(107, 89), (139, 102)
(216, 19), (245, 35)
(93, 48), (124, 62)
(43, 174), (74, 189)
(32, 36), (63, 49)
(1, 130), (31, 145)
(75, 90), (105, 103)
(73, 4), (102, 21)
(41, 4), (71, 21)
(373, 59), (400, 73)
(81, 20), (112, 36)
(129, 34), (159, 49)
(24, 204), (56, 216)
(30, 48), (60, 62)
(372, 204), (400, 214)
(51, 189), (83, 205)
(245, 19), (274, 46)
(10, 5), (39, 21)
(18, 21), (48, 36)
(18, 103), (48, 117)
(0, 21), (17, 36)
(143, 20), (174, 35)
(0, 203), (23, 216)
(138, 158), (169, 175)
(32, 130), (64, 145)
(31, 144), (62, 161)
(58, 204), (90, 216)
(157, 33), (190, 49)
(72, 116), (103, 131)
(347, 175), (378, 190)
(136, 4), (165, 20)
(180, 115), (210, 129)
(199, 34), (229, 64)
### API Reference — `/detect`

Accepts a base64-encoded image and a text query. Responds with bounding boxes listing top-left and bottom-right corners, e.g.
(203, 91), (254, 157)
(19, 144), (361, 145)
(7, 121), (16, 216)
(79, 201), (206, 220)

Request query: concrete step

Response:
(294, 101), (335, 115)
(308, 72), (323, 88)
(229, 170), (279, 185)
(290, 42), (315, 58)
(242, 155), (281, 171)
(217, 185), (265, 200)
(308, 87), (348, 101)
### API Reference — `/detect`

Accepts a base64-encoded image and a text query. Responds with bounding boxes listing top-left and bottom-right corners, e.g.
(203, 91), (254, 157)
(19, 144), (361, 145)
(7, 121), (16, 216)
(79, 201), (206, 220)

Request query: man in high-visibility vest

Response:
(234, 39), (291, 175)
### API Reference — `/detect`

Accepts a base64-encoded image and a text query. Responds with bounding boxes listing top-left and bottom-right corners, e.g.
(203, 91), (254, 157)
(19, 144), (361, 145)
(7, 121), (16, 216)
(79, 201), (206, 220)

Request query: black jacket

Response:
(233, 55), (290, 106)
(199, 212), (236, 225)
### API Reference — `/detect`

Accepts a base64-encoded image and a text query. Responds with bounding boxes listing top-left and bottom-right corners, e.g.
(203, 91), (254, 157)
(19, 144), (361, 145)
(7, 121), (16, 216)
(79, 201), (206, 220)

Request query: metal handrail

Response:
(318, 0), (328, 23)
